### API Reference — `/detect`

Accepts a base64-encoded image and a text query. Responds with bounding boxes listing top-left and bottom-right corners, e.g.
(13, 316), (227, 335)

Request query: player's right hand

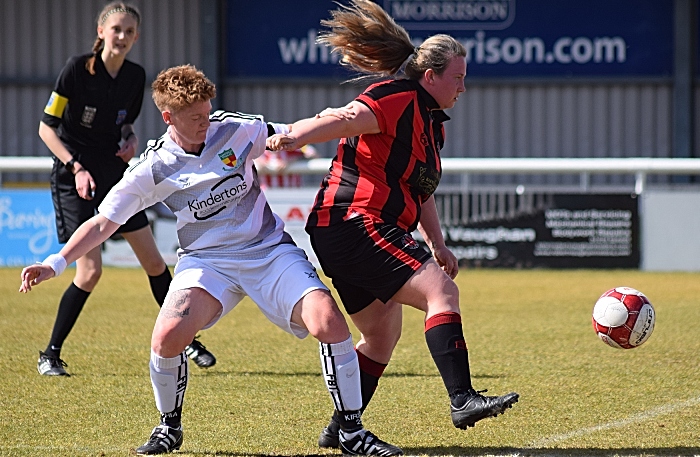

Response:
(266, 134), (299, 152)
(19, 264), (56, 293)
(74, 169), (96, 200)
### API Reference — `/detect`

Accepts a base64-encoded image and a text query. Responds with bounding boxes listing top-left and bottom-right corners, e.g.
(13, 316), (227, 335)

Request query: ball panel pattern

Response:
(592, 287), (655, 349)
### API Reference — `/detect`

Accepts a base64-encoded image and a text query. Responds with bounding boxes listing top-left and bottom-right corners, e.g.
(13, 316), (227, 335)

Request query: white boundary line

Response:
(526, 395), (700, 448)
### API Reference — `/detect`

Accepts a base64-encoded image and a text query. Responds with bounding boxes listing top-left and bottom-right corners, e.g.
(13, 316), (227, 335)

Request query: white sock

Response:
(319, 335), (362, 412)
(149, 351), (188, 414)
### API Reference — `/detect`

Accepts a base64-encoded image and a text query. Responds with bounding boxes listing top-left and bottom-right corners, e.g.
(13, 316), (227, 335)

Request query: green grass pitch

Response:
(1, 267), (699, 456)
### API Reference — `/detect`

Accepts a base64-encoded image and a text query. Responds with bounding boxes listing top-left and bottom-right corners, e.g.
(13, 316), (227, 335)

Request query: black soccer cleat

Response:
(339, 429), (403, 456)
(185, 336), (216, 368)
(318, 415), (340, 448)
(450, 389), (519, 429)
(37, 351), (70, 376)
(136, 424), (183, 455)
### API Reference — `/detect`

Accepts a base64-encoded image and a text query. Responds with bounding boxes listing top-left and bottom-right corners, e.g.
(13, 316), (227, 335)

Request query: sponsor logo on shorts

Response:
(402, 233), (419, 250)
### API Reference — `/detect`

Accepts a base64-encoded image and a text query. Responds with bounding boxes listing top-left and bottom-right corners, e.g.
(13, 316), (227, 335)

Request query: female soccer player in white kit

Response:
(20, 65), (402, 456)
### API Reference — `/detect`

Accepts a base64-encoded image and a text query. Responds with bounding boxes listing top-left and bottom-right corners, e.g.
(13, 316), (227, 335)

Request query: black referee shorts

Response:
(50, 159), (149, 243)
(308, 214), (432, 314)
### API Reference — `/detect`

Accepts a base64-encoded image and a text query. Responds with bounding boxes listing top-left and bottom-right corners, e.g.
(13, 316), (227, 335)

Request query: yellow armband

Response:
(44, 91), (68, 117)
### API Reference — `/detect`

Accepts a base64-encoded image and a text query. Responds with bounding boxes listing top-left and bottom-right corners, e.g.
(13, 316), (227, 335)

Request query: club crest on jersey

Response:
(218, 148), (238, 169)
(417, 167), (439, 195)
(80, 106), (97, 128)
(402, 234), (419, 250)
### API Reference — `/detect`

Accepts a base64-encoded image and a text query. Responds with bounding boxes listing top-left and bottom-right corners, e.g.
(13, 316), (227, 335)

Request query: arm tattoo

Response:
(162, 290), (191, 319)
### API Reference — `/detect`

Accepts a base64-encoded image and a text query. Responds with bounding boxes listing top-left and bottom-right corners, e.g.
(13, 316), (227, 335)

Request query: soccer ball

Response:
(592, 287), (655, 349)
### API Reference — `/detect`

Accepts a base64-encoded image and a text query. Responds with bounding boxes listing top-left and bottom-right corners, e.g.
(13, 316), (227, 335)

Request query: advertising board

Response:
(0, 190), (62, 267)
(424, 193), (640, 268)
(226, 0), (673, 79)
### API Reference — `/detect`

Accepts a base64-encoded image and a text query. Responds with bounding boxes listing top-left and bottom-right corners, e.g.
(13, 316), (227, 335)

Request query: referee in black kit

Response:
(36, 1), (215, 377)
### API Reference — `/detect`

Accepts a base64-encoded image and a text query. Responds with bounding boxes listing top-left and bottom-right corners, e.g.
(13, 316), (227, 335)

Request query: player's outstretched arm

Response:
(266, 101), (380, 151)
(19, 214), (120, 293)
(315, 103), (357, 120)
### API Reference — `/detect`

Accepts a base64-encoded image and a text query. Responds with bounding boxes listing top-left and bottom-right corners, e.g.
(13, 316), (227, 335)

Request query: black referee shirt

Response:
(42, 53), (145, 171)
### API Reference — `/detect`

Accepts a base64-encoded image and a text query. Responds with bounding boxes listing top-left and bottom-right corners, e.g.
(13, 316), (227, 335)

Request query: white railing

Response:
(3, 156), (700, 194)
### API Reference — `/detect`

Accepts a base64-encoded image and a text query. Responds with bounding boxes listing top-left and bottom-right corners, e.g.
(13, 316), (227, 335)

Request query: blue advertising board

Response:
(226, 0), (673, 79)
(0, 190), (62, 267)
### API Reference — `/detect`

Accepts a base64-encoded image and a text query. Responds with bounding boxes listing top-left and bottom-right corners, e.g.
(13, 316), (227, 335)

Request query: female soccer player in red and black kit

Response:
(267, 0), (519, 449)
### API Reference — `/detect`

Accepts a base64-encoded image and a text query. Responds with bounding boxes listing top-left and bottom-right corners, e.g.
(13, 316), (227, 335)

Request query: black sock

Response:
(336, 409), (362, 433)
(45, 283), (91, 358)
(160, 406), (182, 428)
(148, 267), (172, 307)
(357, 350), (387, 409)
(424, 312), (473, 401)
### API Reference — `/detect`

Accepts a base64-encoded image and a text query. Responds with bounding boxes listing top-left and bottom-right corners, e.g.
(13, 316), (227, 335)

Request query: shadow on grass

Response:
(403, 447), (700, 456)
(126, 450), (330, 456)
(150, 447), (700, 457)
(193, 370), (506, 380)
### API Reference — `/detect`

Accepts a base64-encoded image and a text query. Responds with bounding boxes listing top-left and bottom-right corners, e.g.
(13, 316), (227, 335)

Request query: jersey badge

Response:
(417, 166), (439, 195)
(420, 133), (430, 146)
(218, 148), (239, 170)
(80, 106), (97, 128)
(116, 109), (127, 125)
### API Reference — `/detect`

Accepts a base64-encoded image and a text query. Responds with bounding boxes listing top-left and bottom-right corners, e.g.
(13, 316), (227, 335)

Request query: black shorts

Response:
(308, 215), (432, 314)
(50, 158), (149, 243)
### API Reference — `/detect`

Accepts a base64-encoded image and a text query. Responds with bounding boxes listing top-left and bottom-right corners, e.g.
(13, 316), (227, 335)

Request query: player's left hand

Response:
(316, 103), (357, 120)
(116, 134), (138, 162)
(19, 264), (56, 293)
(432, 244), (459, 279)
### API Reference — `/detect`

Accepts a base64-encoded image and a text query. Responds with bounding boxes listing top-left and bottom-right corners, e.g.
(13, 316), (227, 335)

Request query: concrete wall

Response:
(641, 190), (700, 271)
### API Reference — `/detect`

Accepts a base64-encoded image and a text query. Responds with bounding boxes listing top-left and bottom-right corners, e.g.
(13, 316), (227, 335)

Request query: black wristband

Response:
(124, 132), (135, 141)
(64, 158), (77, 172)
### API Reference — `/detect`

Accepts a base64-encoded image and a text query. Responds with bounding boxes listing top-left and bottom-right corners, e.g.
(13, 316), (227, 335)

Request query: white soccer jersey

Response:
(98, 110), (292, 258)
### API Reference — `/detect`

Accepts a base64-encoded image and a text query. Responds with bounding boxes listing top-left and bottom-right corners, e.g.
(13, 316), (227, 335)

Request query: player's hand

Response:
(316, 103), (357, 120)
(74, 169), (96, 200)
(266, 134), (299, 152)
(116, 135), (137, 163)
(432, 244), (459, 279)
(19, 264), (56, 293)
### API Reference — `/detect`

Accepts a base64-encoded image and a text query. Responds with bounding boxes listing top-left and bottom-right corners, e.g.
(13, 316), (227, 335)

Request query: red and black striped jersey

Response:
(307, 79), (449, 233)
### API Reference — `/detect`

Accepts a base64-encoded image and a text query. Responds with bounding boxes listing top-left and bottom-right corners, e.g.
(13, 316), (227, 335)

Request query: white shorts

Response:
(170, 243), (328, 338)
